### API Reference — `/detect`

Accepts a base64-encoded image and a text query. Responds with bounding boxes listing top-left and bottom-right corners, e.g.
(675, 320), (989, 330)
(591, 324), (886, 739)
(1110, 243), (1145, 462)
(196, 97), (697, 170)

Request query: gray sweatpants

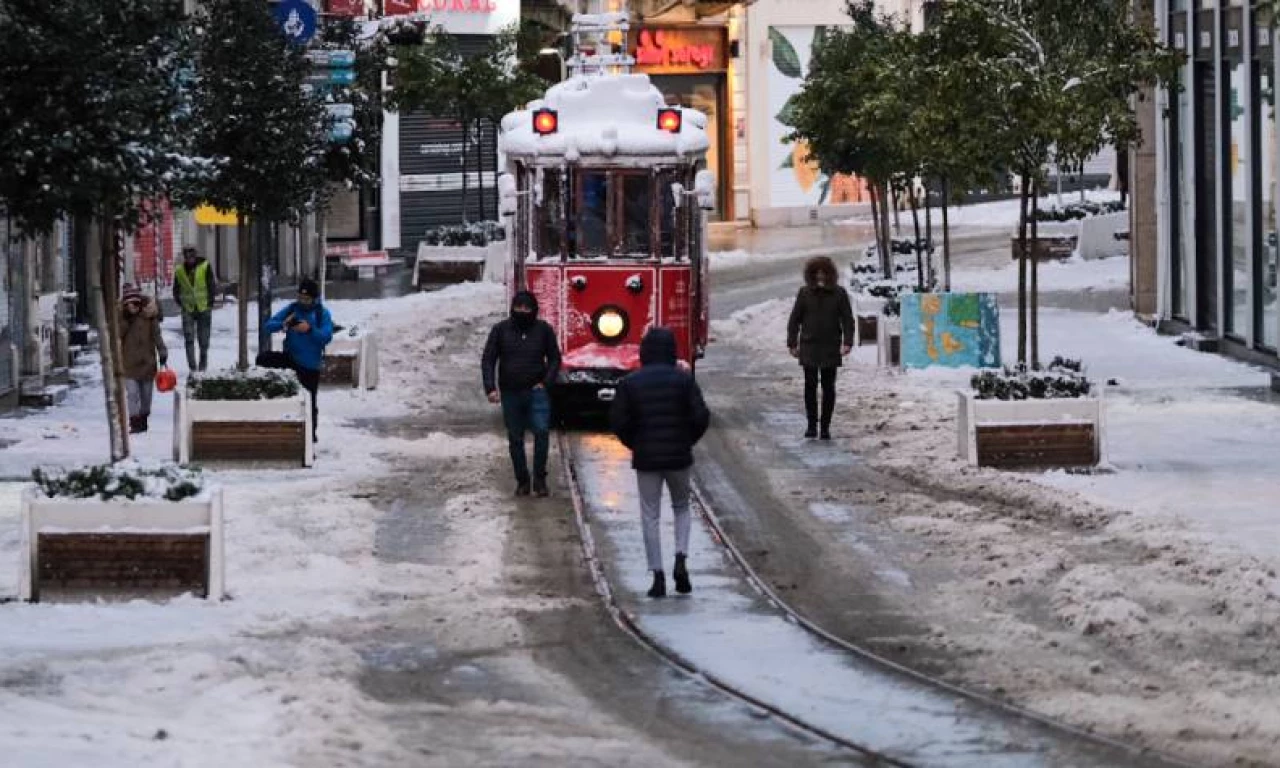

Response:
(125, 378), (154, 417)
(637, 468), (692, 572)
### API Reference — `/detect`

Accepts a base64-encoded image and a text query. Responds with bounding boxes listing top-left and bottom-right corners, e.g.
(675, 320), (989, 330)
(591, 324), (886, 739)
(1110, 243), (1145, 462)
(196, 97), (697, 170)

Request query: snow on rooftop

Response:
(500, 74), (710, 163)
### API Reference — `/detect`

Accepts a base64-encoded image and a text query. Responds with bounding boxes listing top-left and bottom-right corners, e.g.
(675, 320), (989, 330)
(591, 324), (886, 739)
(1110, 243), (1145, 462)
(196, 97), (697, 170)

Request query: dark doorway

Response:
(1194, 63), (1219, 331)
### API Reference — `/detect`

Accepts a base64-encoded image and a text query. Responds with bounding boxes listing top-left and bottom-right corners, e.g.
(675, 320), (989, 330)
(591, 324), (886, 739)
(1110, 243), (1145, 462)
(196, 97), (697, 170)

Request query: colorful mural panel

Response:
(900, 293), (1001, 369)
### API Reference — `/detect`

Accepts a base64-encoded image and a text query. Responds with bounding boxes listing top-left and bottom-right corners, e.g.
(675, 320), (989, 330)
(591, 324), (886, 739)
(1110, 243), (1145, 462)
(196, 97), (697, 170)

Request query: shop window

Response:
(1259, 62), (1279, 349)
(1226, 57), (1248, 338)
(1195, 63), (1219, 330)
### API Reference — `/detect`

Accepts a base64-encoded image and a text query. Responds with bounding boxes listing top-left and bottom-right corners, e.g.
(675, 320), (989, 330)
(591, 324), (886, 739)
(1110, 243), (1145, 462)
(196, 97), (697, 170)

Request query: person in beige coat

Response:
(119, 284), (168, 433)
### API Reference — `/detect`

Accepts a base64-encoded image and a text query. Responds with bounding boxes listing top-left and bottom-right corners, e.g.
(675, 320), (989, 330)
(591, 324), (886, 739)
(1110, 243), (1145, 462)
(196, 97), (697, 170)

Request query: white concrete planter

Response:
(174, 390), (313, 467)
(853, 294), (885, 346)
(413, 242), (506, 286)
(877, 315), (902, 368)
(957, 390), (1104, 468)
(322, 332), (379, 390)
(1022, 212), (1127, 260)
(19, 487), (224, 602)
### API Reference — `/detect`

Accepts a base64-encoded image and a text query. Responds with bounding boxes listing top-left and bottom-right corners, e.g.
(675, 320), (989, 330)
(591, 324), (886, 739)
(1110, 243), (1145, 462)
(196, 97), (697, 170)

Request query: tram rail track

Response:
(558, 431), (1194, 768)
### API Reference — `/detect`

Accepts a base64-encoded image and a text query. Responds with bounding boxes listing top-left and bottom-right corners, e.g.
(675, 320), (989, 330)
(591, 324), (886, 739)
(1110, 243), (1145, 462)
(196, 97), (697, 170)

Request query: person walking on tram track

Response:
(173, 246), (218, 372)
(786, 255), (854, 441)
(119, 284), (168, 434)
(482, 290), (562, 498)
(260, 279), (333, 443)
(609, 327), (711, 598)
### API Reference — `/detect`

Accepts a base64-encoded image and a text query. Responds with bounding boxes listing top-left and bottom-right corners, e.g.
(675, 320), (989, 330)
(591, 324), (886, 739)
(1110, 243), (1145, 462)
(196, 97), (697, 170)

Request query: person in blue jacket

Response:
(260, 278), (333, 442)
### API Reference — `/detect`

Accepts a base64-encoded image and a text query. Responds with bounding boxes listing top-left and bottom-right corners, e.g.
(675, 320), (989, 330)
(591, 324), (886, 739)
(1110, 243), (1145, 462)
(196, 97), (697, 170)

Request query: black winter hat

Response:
(298, 278), (320, 299)
(511, 290), (538, 315)
(639, 327), (678, 366)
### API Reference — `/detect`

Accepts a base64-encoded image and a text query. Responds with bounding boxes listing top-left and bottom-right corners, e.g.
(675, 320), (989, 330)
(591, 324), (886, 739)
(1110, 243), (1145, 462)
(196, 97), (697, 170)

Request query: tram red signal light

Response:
(657, 108), (682, 134)
(533, 109), (559, 136)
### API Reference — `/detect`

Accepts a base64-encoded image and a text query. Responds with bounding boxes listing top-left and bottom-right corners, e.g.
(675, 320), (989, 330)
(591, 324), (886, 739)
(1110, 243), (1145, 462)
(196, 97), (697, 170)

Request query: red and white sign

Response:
(383, 0), (499, 14)
(382, 0), (517, 35)
(131, 200), (176, 291)
(632, 28), (727, 73)
(326, 0), (365, 16)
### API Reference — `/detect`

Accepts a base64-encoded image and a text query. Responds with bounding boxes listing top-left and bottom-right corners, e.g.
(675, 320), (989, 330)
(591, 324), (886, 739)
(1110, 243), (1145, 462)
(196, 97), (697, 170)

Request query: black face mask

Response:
(512, 309), (535, 329)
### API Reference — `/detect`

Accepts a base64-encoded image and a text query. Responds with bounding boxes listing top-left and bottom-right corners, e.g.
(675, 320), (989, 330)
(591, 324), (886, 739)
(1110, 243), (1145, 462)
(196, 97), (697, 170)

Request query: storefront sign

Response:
(384, 0), (500, 14)
(382, 0), (516, 35)
(631, 27), (727, 74)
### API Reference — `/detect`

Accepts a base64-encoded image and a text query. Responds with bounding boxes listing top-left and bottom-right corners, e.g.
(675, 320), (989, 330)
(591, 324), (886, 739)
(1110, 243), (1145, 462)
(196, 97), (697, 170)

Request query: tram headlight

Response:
(592, 306), (628, 344)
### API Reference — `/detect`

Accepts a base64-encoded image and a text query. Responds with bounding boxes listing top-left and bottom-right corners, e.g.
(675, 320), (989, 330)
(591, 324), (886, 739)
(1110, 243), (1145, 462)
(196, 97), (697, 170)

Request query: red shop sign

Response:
(327, 0), (364, 16)
(632, 27), (727, 74)
(385, 0), (499, 13)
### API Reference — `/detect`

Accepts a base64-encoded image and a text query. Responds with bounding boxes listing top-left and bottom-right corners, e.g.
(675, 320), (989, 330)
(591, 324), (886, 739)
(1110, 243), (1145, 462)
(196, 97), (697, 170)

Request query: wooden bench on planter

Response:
(957, 390), (1103, 469)
(174, 390), (313, 467)
(1010, 236), (1077, 261)
(413, 242), (504, 288)
(19, 488), (224, 602)
(320, 333), (379, 389)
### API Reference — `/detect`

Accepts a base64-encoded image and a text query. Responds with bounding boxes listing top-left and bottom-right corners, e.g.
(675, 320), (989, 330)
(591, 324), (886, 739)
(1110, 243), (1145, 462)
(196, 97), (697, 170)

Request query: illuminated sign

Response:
(384, 0), (499, 13)
(632, 27), (727, 74)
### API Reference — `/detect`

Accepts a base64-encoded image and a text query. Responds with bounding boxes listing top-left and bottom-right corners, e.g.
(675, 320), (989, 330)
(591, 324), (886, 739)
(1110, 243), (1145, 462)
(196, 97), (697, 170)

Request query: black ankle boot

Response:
(532, 477), (549, 497)
(647, 570), (666, 598)
(804, 423), (818, 439)
(819, 426), (831, 440)
(673, 554), (691, 594)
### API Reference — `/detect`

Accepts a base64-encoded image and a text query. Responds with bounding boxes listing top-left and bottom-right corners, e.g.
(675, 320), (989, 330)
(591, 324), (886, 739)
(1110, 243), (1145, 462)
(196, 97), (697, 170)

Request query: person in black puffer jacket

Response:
(482, 291), (562, 497)
(787, 256), (854, 440)
(609, 327), (711, 598)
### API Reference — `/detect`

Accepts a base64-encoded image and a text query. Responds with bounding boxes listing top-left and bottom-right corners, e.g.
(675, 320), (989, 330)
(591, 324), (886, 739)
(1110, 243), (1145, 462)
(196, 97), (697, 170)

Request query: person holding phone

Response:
(261, 279), (333, 442)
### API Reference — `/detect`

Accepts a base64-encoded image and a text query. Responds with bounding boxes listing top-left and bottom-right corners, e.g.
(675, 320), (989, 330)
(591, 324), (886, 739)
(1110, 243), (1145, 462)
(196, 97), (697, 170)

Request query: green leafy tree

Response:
(184, 0), (329, 369)
(0, 0), (199, 461)
(389, 24), (548, 224)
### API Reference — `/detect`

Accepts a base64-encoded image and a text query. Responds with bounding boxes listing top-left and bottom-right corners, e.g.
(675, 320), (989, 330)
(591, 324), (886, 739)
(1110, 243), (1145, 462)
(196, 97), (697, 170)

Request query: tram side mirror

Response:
(695, 170), (716, 211)
(498, 173), (518, 217)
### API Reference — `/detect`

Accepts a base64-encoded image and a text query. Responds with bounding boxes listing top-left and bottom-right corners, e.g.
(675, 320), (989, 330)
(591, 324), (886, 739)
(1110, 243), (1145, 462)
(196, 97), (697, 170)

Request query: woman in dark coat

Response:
(786, 256), (854, 439)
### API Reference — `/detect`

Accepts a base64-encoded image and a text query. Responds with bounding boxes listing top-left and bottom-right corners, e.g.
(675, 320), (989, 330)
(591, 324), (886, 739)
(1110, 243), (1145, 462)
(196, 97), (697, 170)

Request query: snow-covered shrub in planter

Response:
(176, 368), (312, 467)
(958, 357), (1103, 469)
(20, 462), (224, 602)
(414, 221), (507, 287)
(1022, 201), (1127, 261)
(1032, 200), (1125, 222)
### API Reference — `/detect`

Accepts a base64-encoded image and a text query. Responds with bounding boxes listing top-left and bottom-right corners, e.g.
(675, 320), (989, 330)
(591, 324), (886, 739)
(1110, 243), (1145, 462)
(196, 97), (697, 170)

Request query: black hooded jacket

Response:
(609, 328), (711, 472)
(482, 291), (562, 394)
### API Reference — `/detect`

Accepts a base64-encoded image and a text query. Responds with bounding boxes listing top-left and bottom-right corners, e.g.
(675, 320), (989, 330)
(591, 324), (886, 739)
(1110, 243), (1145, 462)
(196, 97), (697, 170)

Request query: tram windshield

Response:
(530, 166), (691, 261)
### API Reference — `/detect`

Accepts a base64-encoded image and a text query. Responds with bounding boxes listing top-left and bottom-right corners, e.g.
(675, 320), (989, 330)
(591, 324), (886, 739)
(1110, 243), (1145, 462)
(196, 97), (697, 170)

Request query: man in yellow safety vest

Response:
(172, 246), (217, 371)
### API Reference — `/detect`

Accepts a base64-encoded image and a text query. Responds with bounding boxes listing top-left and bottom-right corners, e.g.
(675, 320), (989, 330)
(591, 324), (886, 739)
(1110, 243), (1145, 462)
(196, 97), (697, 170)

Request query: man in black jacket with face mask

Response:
(482, 291), (562, 497)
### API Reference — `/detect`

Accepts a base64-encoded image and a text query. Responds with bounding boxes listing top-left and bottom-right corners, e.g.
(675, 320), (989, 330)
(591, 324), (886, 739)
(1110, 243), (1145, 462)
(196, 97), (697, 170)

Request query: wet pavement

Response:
(566, 432), (1175, 767)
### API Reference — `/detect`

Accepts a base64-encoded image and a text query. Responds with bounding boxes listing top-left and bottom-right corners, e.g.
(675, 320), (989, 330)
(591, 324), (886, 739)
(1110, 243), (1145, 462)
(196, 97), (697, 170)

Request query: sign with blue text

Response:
(274, 0), (317, 46)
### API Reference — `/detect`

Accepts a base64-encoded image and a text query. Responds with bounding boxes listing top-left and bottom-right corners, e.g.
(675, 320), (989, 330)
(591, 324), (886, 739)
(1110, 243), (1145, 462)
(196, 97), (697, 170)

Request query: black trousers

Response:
(803, 366), (838, 429)
(257, 351), (320, 439)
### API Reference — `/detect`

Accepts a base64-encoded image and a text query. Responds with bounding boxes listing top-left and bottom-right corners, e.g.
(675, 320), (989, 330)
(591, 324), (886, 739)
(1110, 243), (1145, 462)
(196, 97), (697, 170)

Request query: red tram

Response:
(498, 54), (714, 416)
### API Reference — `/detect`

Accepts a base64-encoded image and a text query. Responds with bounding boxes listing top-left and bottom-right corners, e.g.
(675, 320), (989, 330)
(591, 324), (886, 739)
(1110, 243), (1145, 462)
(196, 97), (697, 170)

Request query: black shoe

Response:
(532, 478), (549, 497)
(128, 416), (143, 434)
(673, 554), (692, 594)
(647, 571), (667, 598)
(138, 415), (149, 433)
(515, 482), (531, 497)
(804, 425), (818, 439)
(819, 429), (832, 440)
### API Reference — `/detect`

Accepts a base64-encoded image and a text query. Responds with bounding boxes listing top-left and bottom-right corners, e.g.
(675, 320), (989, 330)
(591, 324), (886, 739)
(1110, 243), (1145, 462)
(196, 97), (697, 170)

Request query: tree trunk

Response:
(1017, 176), (1030, 366)
(942, 176), (952, 292)
(924, 178), (934, 289)
(237, 216), (251, 371)
(1030, 177), (1040, 370)
(474, 119), (486, 222)
(256, 221), (273, 360)
(459, 114), (470, 224)
(317, 207), (327, 298)
(879, 180), (893, 278)
(90, 220), (129, 461)
(890, 183), (901, 234)
(908, 183), (924, 292)
(869, 184), (883, 276)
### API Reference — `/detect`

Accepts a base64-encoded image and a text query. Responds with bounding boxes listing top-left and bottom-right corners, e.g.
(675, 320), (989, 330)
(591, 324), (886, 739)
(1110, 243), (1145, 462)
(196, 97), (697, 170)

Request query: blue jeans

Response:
(501, 388), (551, 484)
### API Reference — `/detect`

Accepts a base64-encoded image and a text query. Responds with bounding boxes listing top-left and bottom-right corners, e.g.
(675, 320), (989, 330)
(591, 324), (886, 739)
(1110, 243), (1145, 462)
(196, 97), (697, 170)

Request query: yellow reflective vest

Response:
(174, 261), (212, 314)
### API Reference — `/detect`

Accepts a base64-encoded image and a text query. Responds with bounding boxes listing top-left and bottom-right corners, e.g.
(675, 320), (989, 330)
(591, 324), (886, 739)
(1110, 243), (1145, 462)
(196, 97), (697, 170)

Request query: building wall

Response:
(1155, 0), (1279, 364)
(1132, 83), (1159, 320)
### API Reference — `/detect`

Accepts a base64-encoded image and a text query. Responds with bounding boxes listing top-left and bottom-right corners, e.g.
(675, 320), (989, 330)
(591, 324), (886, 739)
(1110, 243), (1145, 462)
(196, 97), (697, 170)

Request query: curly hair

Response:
(803, 256), (839, 288)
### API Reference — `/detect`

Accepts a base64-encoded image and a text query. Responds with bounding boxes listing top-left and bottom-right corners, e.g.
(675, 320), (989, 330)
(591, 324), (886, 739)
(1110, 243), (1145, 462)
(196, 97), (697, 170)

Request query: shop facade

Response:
(1156, 1), (1280, 363)
(380, 0), (521, 255)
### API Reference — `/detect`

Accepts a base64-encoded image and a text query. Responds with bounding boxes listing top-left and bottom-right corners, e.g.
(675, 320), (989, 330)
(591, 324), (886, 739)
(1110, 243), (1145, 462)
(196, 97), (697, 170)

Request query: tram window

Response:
(578, 171), (609, 256)
(658, 171), (678, 259)
(538, 170), (563, 259)
(620, 173), (653, 257)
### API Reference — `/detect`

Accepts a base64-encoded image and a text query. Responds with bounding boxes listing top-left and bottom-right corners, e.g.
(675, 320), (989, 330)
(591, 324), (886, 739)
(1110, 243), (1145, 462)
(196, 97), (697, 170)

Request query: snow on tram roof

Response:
(500, 73), (709, 163)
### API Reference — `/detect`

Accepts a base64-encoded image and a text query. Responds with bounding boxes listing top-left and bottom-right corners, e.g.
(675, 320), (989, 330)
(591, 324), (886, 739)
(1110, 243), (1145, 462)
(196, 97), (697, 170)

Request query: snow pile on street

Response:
(714, 266), (1280, 763)
(0, 282), (518, 765)
(951, 254), (1131, 293)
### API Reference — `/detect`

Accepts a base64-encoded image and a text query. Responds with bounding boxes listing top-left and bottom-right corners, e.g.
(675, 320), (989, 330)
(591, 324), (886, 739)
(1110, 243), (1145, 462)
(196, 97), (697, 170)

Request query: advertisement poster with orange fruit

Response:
(768, 26), (866, 208)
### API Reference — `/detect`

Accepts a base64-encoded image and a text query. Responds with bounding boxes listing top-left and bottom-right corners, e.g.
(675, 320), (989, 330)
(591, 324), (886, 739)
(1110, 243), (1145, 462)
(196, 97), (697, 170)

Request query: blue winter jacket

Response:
(265, 301), (334, 372)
